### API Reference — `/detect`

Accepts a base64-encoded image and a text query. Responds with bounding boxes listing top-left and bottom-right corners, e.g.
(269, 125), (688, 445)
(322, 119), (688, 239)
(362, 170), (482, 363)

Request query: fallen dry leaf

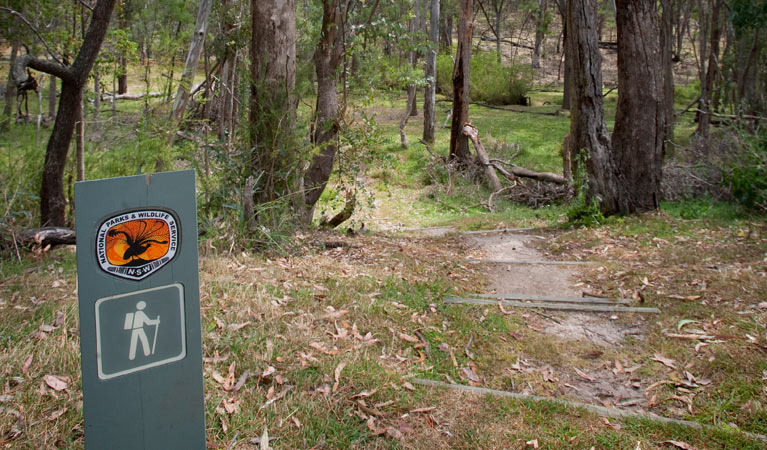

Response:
(228, 321), (251, 332)
(402, 381), (416, 391)
(351, 389), (378, 399)
(398, 332), (419, 343)
(260, 366), (276, 379)
(47, 408), (67, 421)
(662, 440), (698, 450)
(43, 375), (68, 391)
(333, 361), (348, 393)
(652, 353), (677, 370)
(575, 368), (596, 382)
(22, 355), (33, 374)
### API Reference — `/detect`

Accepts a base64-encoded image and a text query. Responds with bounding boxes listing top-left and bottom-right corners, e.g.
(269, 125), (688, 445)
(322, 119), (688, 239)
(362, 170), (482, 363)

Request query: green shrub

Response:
(724, 130), (767, 212)
(436, 51), (533, 105)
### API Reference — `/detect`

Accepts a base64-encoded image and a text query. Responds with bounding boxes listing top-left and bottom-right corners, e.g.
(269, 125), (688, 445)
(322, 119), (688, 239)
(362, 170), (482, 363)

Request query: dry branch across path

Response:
(444, 296), (661, 314)
(467, 258), (598, 265)
(411, 379), (767, 443)
(464, 293), (632, 305)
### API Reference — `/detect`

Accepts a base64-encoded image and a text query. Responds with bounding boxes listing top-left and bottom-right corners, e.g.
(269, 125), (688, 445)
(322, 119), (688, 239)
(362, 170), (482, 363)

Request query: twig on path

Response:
(464, 334), (474, 360)
(445, 297), (660, 314)
(414, 330), (432, 361)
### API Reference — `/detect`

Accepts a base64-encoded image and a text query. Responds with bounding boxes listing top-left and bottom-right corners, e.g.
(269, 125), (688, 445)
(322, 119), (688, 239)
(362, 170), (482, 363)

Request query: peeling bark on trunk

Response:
(423, 0), (439, 143)
(612, 0), (665, 212)
(449, 0), (472, 163)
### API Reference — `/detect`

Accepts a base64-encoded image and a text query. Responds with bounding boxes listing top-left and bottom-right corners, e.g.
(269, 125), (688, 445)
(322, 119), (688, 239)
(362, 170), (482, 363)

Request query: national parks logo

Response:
(96, 209), (179, 281)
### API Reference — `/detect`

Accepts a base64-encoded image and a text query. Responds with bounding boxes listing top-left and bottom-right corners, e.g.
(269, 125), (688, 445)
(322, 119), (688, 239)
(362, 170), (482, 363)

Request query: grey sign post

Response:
(75, 170), (205, 449)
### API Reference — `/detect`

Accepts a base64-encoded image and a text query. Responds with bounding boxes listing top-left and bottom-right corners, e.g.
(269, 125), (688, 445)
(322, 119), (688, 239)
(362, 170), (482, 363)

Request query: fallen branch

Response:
(460, 227), (535, 235)
(466, 293), (631, 305)
(466, 258), (597, 265)
(411, 378), (767, 443)
(16, 227), (75, 248)
(444, 296), (660, 314)
(103, 91), (164, 101)
(493, 162), (568, 185)
(462, 124), (502, 192)
(479, 36), (534, 50)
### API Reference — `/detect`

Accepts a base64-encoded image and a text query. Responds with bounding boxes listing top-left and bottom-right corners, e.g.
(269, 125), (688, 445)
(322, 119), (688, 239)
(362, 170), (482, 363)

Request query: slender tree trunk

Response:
(250, 0), (297, 204)
(302, 0), (343, 224)
(449, 0), (472, 163)
(697, 0), (722, 138)
(75, 97), (85, 180)
(1, 42), (19, 132)
(612, 0), (665, 212)
(495, 13), (502, 60)
(440, 4), (453, 51)
(48, 74), (57, 120)
(566, 0), (620, 212)
(170, 0), (213, 124)
(92, 73), (101, 137)
(423, 0), (439, 143)
(660, 0), (675, 151)
(117, 55), (127, 94)
(532, 0), (548, 68)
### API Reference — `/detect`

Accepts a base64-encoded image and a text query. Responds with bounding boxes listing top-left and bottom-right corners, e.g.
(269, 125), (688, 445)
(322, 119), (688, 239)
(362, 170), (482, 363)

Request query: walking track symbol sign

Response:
(95, 284), (186, 380)
(75, 170), (205, 449)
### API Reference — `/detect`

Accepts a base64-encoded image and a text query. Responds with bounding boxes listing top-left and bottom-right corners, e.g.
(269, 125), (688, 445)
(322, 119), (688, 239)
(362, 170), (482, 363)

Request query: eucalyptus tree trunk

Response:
(449, 0), (472, 163)
(11, 0), (117, 226)
(250, 0), (297, 204)
(170, 0), (213, 124)
(301, 0), (344, 224)
(532, 0), (547, 68)
(439, 3), (453, 51)
(566, 0), (621, 212)
(48, 74), (57, 120)
(697, 0), (723, 139)
(423, 0), (439, 144)
(660, 0), (675, 150)
(612, 0), (665, 212)
(1, 42), (19, 132)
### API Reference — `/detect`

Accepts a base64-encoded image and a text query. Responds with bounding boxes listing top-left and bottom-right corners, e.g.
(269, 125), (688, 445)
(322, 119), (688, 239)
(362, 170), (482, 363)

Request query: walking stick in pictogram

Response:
(151, 316), (161, 355)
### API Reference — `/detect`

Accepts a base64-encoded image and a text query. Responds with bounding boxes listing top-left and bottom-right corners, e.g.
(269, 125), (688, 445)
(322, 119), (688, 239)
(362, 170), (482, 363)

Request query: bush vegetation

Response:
(436, 51), (533, 105)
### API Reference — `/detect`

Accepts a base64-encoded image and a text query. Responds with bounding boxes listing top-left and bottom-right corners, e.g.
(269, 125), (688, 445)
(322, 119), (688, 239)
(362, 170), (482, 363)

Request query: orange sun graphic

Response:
(105, 219), (170, 266)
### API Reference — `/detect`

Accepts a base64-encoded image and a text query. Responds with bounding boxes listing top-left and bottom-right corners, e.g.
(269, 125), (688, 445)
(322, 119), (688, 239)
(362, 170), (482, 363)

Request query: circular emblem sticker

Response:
(96, 210), (179, 281)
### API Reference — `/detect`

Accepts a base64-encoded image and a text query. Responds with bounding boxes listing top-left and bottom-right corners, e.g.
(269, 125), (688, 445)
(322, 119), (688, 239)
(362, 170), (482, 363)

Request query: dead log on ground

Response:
(462, 124), (503, 192)
(16, 227), (75, 248)
(490, 160), (568, 185)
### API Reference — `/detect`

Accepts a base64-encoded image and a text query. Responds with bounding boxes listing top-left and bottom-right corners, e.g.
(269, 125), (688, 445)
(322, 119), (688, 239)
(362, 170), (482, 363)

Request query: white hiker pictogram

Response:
(124, 301), (161, 360)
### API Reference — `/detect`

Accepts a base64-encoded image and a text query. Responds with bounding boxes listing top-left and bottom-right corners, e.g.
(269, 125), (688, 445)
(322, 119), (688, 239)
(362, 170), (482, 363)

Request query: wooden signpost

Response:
(75, 170), (205, 449)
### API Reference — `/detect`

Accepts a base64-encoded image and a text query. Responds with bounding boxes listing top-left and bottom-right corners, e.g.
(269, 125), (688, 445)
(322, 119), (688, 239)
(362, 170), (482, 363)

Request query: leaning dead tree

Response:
(170, 0), (213, 127)
(9, 0), (117, 226)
